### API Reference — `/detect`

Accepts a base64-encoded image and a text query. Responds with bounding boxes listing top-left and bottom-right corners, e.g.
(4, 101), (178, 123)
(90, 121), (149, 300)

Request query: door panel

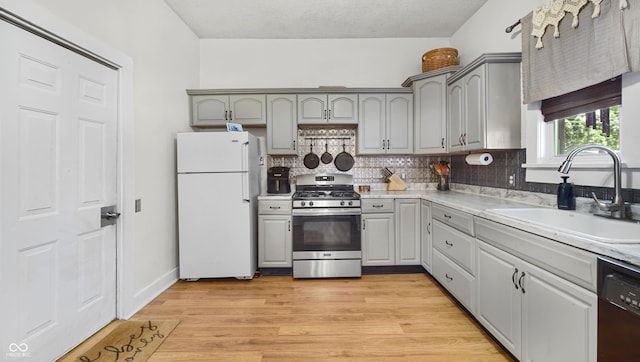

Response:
(1, 20), (118, 361)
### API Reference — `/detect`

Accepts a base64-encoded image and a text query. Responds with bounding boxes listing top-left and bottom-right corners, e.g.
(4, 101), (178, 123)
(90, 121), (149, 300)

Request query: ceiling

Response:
(163, 0), (488, 39)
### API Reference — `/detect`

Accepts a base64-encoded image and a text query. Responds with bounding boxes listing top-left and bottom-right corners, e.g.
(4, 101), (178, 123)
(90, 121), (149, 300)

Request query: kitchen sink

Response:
(483, 208), (640, 244)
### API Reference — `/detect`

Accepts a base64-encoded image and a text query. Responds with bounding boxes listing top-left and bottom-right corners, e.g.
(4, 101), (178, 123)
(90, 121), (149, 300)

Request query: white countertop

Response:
(259, 186), (640, 267)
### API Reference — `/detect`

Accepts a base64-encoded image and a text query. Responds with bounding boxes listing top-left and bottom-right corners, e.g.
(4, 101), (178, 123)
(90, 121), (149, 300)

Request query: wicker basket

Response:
(422, 48), (459, 73)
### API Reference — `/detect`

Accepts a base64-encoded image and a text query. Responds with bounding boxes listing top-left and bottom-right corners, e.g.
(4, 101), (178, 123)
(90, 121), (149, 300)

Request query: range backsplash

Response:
(267, 128), (640, 203)
(267, 128), (447, 185)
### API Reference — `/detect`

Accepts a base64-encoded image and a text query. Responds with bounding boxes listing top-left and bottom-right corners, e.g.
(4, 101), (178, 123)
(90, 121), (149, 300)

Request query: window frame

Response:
(523, 72), (640, 189)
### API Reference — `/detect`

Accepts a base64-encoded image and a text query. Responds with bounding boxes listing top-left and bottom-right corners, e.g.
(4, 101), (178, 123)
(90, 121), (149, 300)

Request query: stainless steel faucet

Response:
(558, 144), (627, 219)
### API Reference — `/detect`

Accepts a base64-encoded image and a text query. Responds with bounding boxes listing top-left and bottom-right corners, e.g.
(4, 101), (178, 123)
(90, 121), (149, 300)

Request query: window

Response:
(523, 72), (640, 189)
(542, 76), (621, 156)
(553, 105), (620, 156)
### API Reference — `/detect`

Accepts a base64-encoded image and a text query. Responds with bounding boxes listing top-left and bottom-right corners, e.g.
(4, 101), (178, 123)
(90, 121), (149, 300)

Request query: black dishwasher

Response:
(598, 257), (640, 361)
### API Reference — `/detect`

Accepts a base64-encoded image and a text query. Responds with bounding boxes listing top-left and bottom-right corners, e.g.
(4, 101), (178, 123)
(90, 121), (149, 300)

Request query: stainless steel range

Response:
(292, 174), (361, 278)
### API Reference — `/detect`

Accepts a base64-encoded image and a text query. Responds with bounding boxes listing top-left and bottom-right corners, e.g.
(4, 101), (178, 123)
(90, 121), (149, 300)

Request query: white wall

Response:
(450, 0), (542, 65)
(26, 0), (200, 313)
(199, 38), (450, 88)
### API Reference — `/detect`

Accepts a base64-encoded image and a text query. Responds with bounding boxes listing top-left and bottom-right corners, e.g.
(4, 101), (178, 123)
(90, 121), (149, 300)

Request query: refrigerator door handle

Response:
(241, 172), (250, 202)
(241, 141), (249, 172)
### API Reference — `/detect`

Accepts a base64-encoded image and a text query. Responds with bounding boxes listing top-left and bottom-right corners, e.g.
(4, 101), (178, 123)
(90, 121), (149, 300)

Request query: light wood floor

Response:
(131, 273), (513, 361)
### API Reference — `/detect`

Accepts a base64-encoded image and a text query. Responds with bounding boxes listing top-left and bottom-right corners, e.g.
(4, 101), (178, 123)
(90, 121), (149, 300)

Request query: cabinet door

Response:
(357, 94), (386, 155)
(191, 95), (228, 126)
(361, 213), (395, 266)
(267, 94), (297, 155)
(328, 94), (358, 124)
(447, 82), (464, 152)
(521, 260), (597, 362)
(258, 215), (292, 267)
(298, 94), (327, 124)
(386, 94), (413, 154)
(476, 240), (522, 359)
(395, 199), (420, 265)
(463, 67), (485, 150)
(230, 95), (266, 125)
(414, 76), (447, 154)
(420, 200), (432, 272)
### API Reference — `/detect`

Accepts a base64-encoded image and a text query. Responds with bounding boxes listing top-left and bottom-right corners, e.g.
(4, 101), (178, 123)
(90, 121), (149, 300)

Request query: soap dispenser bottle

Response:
(557, 176), (576, 210)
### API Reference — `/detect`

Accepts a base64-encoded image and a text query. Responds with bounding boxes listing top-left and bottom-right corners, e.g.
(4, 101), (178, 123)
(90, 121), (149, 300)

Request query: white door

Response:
(0, 20), (118, 361)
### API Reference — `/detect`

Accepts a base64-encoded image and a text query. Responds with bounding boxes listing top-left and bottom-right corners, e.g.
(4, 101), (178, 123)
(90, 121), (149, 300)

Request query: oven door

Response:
(292, 208), (361, 257)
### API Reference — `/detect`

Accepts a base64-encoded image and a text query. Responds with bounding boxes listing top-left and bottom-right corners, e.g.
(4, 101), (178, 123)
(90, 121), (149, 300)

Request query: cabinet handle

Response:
(512, 268), (519, 290)
(372, 204), (384, 208)
(328, 109), (331, 120)
(443, 213), (452, 219)
(387, 139), (390, 149)
(458, 134), (463, 145)
(224, 110), (228, 121)
(324, 109), (327, 120)
(381, 140), (386, 150)
(362, 220), (366, 230)
(441, 137), (445, 149)
(426, 222), (431, 234)
(229, 110), (233, 120)
(445, 273), (454, 281)
(288, 220), (291, 231)
(518, 271), (526, 294)
(445, 240), (453, 247)
(462, 133), (467, 145)
(292, 140), (296, 150)
(269, 206), (281, 209)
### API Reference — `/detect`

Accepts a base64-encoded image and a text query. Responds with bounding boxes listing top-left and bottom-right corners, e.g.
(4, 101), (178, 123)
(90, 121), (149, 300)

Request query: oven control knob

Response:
(340, 201), (345, 206)
(300, 201), (306, 207)
(348, 201), (353, 206)
(309, 201), (314, 207)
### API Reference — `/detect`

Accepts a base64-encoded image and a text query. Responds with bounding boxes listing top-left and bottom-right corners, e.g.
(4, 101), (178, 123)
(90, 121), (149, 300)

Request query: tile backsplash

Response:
(267, 128), (449, 185)
(266, 127), (640, 202)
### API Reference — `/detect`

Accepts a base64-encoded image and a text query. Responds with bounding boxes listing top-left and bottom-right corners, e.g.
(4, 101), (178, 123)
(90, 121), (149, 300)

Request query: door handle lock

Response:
(101, 205), (120, 227)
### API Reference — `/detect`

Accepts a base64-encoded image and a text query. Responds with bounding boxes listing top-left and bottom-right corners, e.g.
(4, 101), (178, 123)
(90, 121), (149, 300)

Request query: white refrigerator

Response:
(176, 131), (261, 279)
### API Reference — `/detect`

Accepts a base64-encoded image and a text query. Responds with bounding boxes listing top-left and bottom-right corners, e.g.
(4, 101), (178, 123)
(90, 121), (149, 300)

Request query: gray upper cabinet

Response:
(298, 94), (358, 125)
(447, 53), (522, 153)
(191, 94), (266, 127)
(410, 69), (459, 155)
(266, 94), (297, 155)
(358, 93), (413, 155)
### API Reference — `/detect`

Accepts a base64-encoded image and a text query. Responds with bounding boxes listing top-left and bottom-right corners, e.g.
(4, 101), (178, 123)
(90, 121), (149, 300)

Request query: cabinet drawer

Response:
(258, 200), (292, 214)
(475, 217), (598, 292)
(432, 249), (476, 314)
(361, 199), (394, 213)
(432, 203), (474, 235)
(433, 220), (475, 274)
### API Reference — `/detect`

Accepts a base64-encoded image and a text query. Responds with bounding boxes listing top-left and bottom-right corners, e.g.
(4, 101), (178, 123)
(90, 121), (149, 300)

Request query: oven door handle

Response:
(292, 208), (361, 217)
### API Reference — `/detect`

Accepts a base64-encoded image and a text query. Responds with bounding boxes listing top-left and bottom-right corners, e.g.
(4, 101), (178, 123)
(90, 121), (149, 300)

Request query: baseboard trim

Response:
(124, 267), (178, 319)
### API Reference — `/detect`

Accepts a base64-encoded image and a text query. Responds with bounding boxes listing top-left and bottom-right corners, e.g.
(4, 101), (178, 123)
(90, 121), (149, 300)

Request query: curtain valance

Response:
(522, 0), (639, 103)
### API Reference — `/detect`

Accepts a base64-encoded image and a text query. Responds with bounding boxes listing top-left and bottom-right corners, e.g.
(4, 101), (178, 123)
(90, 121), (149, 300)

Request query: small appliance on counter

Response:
(267, 166), (291, 194)
(557, 175), (575, 210)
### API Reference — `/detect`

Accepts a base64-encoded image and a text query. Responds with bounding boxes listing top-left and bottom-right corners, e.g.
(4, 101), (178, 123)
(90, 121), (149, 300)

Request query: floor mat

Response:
(57, 320), (180, 362)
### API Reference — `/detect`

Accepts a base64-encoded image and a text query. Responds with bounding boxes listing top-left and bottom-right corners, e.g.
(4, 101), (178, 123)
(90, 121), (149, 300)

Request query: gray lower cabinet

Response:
(430, 203), (476, 313)
(361, 198), (420, 266)
(475, 219), (597, 362)
(266, 94), (297, 155)
(420, 200), (432, 272)
(361, 199), (395, 266)
(258, 200), (292, 267)
(191, 94), (266, 127)
(394, 199), (421, 265)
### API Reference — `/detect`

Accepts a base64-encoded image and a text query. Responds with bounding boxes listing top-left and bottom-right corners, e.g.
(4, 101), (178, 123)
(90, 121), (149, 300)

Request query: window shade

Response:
(541, 76), (621, 122)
